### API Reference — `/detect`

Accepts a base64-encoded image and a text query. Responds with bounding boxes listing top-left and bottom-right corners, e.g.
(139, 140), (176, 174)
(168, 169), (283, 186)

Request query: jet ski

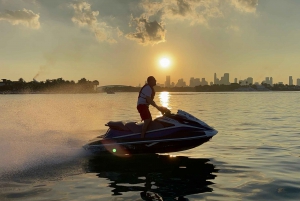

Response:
(84, 109), (218, 154)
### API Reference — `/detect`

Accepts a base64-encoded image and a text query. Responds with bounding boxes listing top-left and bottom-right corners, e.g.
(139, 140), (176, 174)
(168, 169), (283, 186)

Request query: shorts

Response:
(137, 104), (152, 121)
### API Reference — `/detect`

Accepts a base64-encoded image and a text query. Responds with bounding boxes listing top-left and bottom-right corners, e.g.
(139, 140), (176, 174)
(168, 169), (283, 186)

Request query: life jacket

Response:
(138, 84), (155, 104)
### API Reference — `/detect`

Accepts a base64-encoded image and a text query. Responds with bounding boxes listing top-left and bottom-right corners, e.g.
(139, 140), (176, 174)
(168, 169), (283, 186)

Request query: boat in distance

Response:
(84, 109), (218, 154)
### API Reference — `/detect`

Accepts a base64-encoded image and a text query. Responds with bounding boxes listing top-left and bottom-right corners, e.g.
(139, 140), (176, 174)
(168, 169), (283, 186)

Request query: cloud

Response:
(124, 0), (223, 45)
(70, 1), (117, 43)
(126, 15), (166, 45)
(140, 0), (223, 25)
(0, 8), (40, 29)
(230, 0), (258, 13)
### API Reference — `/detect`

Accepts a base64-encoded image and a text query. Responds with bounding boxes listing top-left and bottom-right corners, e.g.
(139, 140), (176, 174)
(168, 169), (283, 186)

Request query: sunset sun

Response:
(159, 58), (171, 68)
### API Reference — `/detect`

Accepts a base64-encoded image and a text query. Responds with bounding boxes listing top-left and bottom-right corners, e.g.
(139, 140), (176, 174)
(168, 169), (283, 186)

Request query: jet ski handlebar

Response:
(160, 107), (171, 116)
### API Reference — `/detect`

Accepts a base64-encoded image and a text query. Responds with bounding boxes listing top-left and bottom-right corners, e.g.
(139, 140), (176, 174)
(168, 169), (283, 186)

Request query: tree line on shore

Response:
(0, 78), (99, 93)
(1, 78), (299, 94)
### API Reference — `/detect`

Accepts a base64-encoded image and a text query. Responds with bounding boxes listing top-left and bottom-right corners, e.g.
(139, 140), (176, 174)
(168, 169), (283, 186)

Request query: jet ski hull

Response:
(84, 128), (217, 154)
(84, 136), (212, 154)
(84, 110), (218, 155)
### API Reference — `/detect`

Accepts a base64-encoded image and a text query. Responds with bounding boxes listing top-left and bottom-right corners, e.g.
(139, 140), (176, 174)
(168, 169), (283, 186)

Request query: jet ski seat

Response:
(106, 121), (130, 131)
(125, 121), (164, 133)
(125, 122), (142, 133)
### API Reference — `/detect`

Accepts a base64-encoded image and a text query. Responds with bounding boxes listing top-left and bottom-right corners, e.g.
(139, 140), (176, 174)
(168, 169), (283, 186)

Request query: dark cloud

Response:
(0, 8), (40, 29)
(126, 16), (166, 45)
(171, 0), (192, 16)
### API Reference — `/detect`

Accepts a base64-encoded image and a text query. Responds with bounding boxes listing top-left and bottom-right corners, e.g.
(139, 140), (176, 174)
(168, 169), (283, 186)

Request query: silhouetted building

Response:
(297, 78), (300, 86)
(165, 76), (171, 87)
(289, 76), (293, 85)
(194, 78), (201, 86)
(189, 77), (195, 87)
(234, 78), (238, 83)
(189, 77), (202, 87)
(176, 78), (187, 87)
(224, 73), (230, 85)
(264, 77), (273, 86)
(266, 77), (270, 84)
(270, 77), (273, 86)
(201, 78), (208, 86)
(246, 77), (253, 85)
(214, 73), (230, 85)
(157, 83), (164, 87)
(214, 73), (218, 84)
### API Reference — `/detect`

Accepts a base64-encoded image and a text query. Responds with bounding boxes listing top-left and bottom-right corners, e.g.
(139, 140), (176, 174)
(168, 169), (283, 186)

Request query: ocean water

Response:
(0, 92), (299, 201)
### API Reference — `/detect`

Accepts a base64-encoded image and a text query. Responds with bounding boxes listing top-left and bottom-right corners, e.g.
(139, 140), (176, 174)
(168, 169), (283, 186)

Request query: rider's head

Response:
(147, 76), (157, 87)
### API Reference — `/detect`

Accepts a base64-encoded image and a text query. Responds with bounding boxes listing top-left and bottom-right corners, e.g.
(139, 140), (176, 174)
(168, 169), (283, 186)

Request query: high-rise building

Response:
(265, 77), (273, 85)
(224, 73), (230, 85)
(214, 73), (230, 85)
(266, 77), (270, 84)
(297, 78), (300, 86)
(234, 78), (238, 83)
(246, 77), (253, 85)
(176, 78), (186, 87)
(201, 78), (208, 86)
(189, 77), (195, 87)
(214, 73), (217, 84)
(165, 76), (171, 87)
(289, 76), (293, 85)
(194, 78), (201, 86)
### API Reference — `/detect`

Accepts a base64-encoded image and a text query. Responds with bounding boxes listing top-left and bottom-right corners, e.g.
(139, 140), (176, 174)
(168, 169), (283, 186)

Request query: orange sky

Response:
(1, 0), (300, 86)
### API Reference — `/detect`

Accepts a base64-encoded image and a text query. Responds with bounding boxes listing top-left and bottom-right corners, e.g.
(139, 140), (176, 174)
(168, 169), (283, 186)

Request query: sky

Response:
(1, 0), (300, 86)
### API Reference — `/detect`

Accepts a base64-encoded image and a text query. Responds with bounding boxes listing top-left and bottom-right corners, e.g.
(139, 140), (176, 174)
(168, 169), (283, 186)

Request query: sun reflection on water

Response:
(155, 92), (171, 118)
(159, 92), (170, 108)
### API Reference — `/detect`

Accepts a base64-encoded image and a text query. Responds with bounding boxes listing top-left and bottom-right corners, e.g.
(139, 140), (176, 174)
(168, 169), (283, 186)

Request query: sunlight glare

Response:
(156, 92), (170, 118)
(159, 92), (170, 108)
(159, 58), (171, 68)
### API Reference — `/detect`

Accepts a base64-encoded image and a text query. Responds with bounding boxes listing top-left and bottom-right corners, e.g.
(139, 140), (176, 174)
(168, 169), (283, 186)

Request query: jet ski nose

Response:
(205, 129), (218, 137)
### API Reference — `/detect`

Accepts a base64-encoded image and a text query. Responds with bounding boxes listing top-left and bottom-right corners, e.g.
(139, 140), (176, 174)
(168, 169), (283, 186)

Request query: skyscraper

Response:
(224, 73), (230, 85)
(246, 77), (253, 85)
(165, 76), (171, 87)
(297, 78), (300, 86)
(189, 77), (195, 87)
(214, 73), (217, 84)
(289, 76), (293, 85)
(266, 77), (270, 84)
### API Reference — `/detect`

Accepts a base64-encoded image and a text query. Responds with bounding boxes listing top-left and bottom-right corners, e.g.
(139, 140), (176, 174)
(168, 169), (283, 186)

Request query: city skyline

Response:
(2, 71), (300, 87)
(154, 73), (300, 88)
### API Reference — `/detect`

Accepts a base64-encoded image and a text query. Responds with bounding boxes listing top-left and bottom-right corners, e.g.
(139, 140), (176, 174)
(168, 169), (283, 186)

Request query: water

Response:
(0, 92), (299, 201)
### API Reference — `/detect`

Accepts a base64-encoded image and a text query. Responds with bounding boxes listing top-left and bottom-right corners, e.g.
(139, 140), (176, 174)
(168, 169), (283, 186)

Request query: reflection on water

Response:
(86, 154), (218, 200)
(159, 92), (170, 109)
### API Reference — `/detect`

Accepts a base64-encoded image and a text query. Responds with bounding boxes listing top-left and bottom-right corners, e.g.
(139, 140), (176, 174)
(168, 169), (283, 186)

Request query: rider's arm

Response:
(146, 96), (161, 110)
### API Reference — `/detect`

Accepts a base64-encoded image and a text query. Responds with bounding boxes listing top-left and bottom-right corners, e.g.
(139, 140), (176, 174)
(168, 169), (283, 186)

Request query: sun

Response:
(159, 57), (171, 68)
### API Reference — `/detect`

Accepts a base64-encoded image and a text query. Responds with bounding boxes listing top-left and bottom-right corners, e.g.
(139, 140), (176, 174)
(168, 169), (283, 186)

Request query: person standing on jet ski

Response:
(137, 76), (167, 138)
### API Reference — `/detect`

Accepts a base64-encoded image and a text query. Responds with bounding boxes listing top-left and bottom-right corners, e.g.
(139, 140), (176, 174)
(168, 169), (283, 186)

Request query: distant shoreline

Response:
(1, 89), (300, 94)
(1, 82), (300, 94)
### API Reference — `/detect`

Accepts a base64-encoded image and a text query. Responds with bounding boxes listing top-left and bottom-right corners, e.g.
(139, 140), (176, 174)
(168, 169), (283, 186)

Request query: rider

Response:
(137, 76), (166, 138)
